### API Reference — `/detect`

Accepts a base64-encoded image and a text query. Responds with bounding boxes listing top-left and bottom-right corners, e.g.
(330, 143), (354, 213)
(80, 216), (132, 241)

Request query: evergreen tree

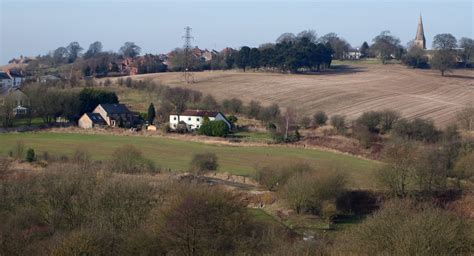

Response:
(147, 103), (156, 125)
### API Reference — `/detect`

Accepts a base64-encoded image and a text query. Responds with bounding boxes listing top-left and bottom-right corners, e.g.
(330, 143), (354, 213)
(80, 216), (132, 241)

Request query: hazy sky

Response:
(1, 0), (473, 64)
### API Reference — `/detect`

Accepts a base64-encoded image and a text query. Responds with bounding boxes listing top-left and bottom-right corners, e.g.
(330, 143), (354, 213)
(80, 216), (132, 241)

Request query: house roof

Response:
(9, 71), (24, 78)
(99, 103), (131, 114)
(85, 113), (106, 124)
(180, 110), (220, 117)
(0, 72), (12, 80)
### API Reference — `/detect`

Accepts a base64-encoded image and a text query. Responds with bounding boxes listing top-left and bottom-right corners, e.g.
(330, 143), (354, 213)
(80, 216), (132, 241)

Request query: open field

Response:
(0, 132), (379, 188)
(113, 63), (474, 127)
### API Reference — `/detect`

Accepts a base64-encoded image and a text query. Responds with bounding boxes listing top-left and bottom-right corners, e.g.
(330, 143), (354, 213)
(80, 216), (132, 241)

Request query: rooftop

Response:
(180, 109), (220, 117)
(99, 103), (131, 114)
(85, 113), (106, 125)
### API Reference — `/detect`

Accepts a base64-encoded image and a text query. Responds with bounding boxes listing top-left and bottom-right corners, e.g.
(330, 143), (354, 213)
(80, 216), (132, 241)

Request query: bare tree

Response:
(371, 31), (401, 64)
(163, 87), (193, 123)
(431, 49), (457, 76)
(432, 33), (457, 50)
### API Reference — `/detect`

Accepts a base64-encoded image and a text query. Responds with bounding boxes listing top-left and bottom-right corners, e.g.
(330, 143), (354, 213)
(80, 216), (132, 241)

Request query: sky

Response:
(1, 0), (473, 64)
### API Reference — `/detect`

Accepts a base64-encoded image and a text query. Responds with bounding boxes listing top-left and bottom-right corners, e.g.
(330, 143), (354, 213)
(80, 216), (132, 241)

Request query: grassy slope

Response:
(0, 132), (379, 188)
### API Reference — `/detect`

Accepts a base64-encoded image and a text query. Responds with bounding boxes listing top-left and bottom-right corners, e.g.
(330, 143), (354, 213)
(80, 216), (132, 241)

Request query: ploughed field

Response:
(118, 63), (474, 127)
(0, 132), (379, 189)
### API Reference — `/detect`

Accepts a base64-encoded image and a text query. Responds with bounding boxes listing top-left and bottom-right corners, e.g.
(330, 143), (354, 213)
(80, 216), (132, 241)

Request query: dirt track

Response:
(123, 64), (474, 127)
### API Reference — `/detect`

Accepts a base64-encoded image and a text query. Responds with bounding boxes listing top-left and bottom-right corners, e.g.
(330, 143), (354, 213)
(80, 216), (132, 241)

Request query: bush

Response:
(190, 152), (218, 175)
(259, 103), (281, 123)
(198, 120), (229, 137)
(330, 115), (346, 134)
(25, 148), (35, 162)
(356, 111), (382, 133)
(335, 200), (473, 255)
(247, 100), (262, 119)
(227, 115), (238, 127)
(402, 47), (429, 68)
(281, 172), (347, 215)
(109, 145), (156, 174)
(222, 98), (243, 114)
(392, 118), (441, 143)
(313, 111), (328, 127)
(299, 117), (312, 129)
(255, 162), (312, 191)
(378, 110), (400, 133)
(336, 190), (380, 215)
(352, 123), (375, 149)
(452, 152), (474, 189)
(159, 185), (264, 255)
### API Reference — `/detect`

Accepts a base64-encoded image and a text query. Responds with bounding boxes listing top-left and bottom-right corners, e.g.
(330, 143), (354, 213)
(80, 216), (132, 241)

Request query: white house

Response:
(0, 72), (13, 88)
(169, 110), (231, 131)
(344, 48), (361, 60)
(10, 71), (25, 87)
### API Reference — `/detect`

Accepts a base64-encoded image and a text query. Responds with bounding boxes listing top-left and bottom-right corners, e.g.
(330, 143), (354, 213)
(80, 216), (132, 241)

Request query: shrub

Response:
(352, 123), (375, 148)
(25, 148), (36, 162)
(392, 118), (441, 143)
(402, 47), (429, 68)
(247, 100), (262, 119)
(356, 111), (382, 133)
(222, 98), (243, 114)
(313, 111), (328, 127)
(378, 110), (400, 133)
(299, 117), (312, 129)
(190, 152), (218, 175)
(198, 120), (229, 137)
(330, 115), (346, 134)
(336, 190), (380, 215)
(452, 152), (474, 189)
(335, 200), (474, 255)
(259, 103), (281, 123)
(255, 162), (312, 191)
(282, 172), (347, 215)
(109, 145), (156, 174)
(159, 185), (263, 255)
(227, 115), (238, 127)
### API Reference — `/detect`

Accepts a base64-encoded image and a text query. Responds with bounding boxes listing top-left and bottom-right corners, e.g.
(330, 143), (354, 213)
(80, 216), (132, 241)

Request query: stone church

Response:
(414, 15), (426, 49)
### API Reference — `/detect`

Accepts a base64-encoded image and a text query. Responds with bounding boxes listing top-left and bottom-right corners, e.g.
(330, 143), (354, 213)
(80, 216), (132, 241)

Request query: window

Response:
(188, 117), (191, 121)
(197, 125), (200, 128)
(197, 118), (200, 121)
(173, 117), (177, 120)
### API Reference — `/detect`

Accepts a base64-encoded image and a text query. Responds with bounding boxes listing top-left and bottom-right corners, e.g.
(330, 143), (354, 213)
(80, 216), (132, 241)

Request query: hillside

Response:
(113, 63), (474, 127)
(0, 132), (379, 189)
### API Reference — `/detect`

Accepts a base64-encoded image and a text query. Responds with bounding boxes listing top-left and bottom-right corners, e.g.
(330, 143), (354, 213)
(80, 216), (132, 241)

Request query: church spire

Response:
(414, 14), (426, 49)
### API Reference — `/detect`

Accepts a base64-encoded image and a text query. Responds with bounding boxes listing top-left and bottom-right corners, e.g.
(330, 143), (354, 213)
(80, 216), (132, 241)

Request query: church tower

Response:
(414, 15), (426, 49)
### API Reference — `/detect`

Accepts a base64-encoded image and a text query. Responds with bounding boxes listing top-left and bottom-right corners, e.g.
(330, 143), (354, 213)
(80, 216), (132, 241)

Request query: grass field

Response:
(0, 132), (379, 188)
(110, 63), (474, 127)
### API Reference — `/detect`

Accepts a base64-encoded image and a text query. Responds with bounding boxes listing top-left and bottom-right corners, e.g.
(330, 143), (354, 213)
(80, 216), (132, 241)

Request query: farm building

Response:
(78, 113), (106, 129)
(79, 103), (139, 128)
(169, 110), (231, 131)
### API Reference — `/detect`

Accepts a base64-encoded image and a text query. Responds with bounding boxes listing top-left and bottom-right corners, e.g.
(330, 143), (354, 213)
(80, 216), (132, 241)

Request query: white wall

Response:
(169, 113), (231, 131)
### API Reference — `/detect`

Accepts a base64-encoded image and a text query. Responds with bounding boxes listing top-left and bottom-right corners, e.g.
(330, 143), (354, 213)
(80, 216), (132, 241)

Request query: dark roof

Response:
(99, 104), (131, 114)
(9, 71), (24, 78)
(180, 110), (220, 117)
(85, 113), (106, 125)
(0, 72), (11, 80)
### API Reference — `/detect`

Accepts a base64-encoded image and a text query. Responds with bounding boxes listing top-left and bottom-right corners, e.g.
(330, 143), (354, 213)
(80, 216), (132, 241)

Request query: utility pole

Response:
(182, 26), (194, 84)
